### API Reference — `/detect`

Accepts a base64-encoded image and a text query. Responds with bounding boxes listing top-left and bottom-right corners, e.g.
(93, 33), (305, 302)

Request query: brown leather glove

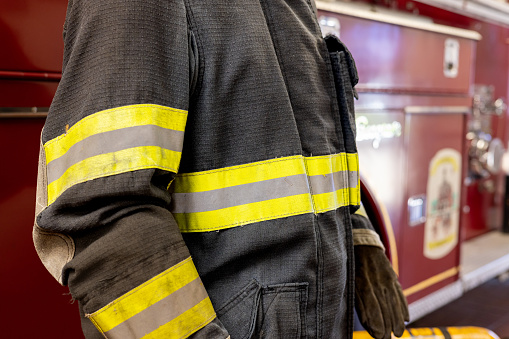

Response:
(354, 245), (409, 339)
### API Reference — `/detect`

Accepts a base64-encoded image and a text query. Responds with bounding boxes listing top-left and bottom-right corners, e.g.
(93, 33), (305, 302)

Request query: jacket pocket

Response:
(217, 280), (308, 339)
(325, 34), (359, 150)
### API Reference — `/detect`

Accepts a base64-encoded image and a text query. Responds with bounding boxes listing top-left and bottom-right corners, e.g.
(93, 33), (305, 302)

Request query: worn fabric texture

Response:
(35, 0), (363, 338)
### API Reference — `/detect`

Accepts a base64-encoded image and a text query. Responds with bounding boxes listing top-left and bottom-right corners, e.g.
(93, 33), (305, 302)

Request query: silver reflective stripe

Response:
(170, 172), (359, 215)
(104, 278), (208, 339)
(308, 171), (358, 195)
(170, 174), (309, 213)
(46, 125), (184, 183)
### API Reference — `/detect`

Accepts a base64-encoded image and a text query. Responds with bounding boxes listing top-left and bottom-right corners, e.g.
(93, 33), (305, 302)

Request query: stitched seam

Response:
(323, 47), (345, 155)
(315, 214), (324, 339)
(183, 0), (205, 102)
(36, 229), (75, 261)
(343, 153), (349, 206)
(34, 225), (75, 282)
(303, 155), (318, 214)
(217, 280), (261, 314)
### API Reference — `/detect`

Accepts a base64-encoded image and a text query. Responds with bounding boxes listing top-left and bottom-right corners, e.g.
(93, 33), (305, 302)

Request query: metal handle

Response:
(0, 107), (48, 119)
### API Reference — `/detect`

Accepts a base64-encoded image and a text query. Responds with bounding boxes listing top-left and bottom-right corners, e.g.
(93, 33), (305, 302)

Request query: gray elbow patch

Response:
(33, 135), (75, 285)
(33, 224), (75, 285)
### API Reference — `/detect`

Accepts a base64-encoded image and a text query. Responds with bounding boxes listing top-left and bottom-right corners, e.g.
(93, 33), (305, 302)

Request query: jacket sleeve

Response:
(32, 0), (229, 338)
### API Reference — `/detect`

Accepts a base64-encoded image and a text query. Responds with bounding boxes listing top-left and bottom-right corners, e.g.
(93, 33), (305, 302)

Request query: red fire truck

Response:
(316, 0), (509, 325)
(1, 0), (508, 337)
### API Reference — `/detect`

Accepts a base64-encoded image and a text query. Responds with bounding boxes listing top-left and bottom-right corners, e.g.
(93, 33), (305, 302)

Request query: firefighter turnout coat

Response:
(33, 0), (381, 338)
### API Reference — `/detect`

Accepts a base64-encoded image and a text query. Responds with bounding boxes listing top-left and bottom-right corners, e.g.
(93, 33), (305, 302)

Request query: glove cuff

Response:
(352, 228), (385, 251)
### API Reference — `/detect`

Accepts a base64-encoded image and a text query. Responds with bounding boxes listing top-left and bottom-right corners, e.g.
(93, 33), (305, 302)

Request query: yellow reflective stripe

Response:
(44, 104), (187, 162)
(173, 155), (306, 193)
(142, 298), (215, 339)
(89, 257), (200, 333)
(175, 194), (314, 232)
(44, 104), (187, 205)
(312, 189), (350, 213)
(347, 153), (361, 204)
(47, 146), (181, 205)
(172, 153), (360, 233)
(346, 153), (359, 172)
(305, 153), (346, 176)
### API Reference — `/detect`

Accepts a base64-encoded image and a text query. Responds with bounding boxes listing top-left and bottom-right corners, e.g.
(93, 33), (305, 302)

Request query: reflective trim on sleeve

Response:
(44, 104), (187, 205)
(88, 257), (216, 339)
(171, 153), (360, 232)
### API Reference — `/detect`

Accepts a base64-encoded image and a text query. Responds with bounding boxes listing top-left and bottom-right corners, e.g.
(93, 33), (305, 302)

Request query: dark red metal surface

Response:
(0, 119), (83, 339)
(328, 14), (476, 95)
(463, 21), (509, 239)
(354, 0), (509, 240)
(0, 80), (59, 107)
(402, 112), (466, 303)
(0, 0), (83, 337)
(0, 0), (66, 73)
(361, 177), (396, 264)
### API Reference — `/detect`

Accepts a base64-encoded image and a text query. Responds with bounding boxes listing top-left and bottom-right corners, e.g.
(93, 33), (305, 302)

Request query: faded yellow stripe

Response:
(174, 155), (306, 193)
(175, 193), (314, 232)
(45, 104), (188, 162)
(89, 257), (199, 333)
(403, 266), (459, 297)
(47, 146), (181, 205)
(142, 298), (216, 339)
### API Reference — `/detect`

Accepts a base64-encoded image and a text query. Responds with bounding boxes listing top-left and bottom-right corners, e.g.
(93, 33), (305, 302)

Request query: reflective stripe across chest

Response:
(171, 153), (360, 232)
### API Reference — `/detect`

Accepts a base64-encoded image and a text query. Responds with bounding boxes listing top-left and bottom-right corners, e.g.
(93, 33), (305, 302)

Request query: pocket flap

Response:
(217, 280), (262, 339)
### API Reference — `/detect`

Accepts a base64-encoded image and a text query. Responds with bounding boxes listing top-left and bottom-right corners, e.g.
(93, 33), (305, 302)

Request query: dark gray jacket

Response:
(33, 0), (379, 338)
